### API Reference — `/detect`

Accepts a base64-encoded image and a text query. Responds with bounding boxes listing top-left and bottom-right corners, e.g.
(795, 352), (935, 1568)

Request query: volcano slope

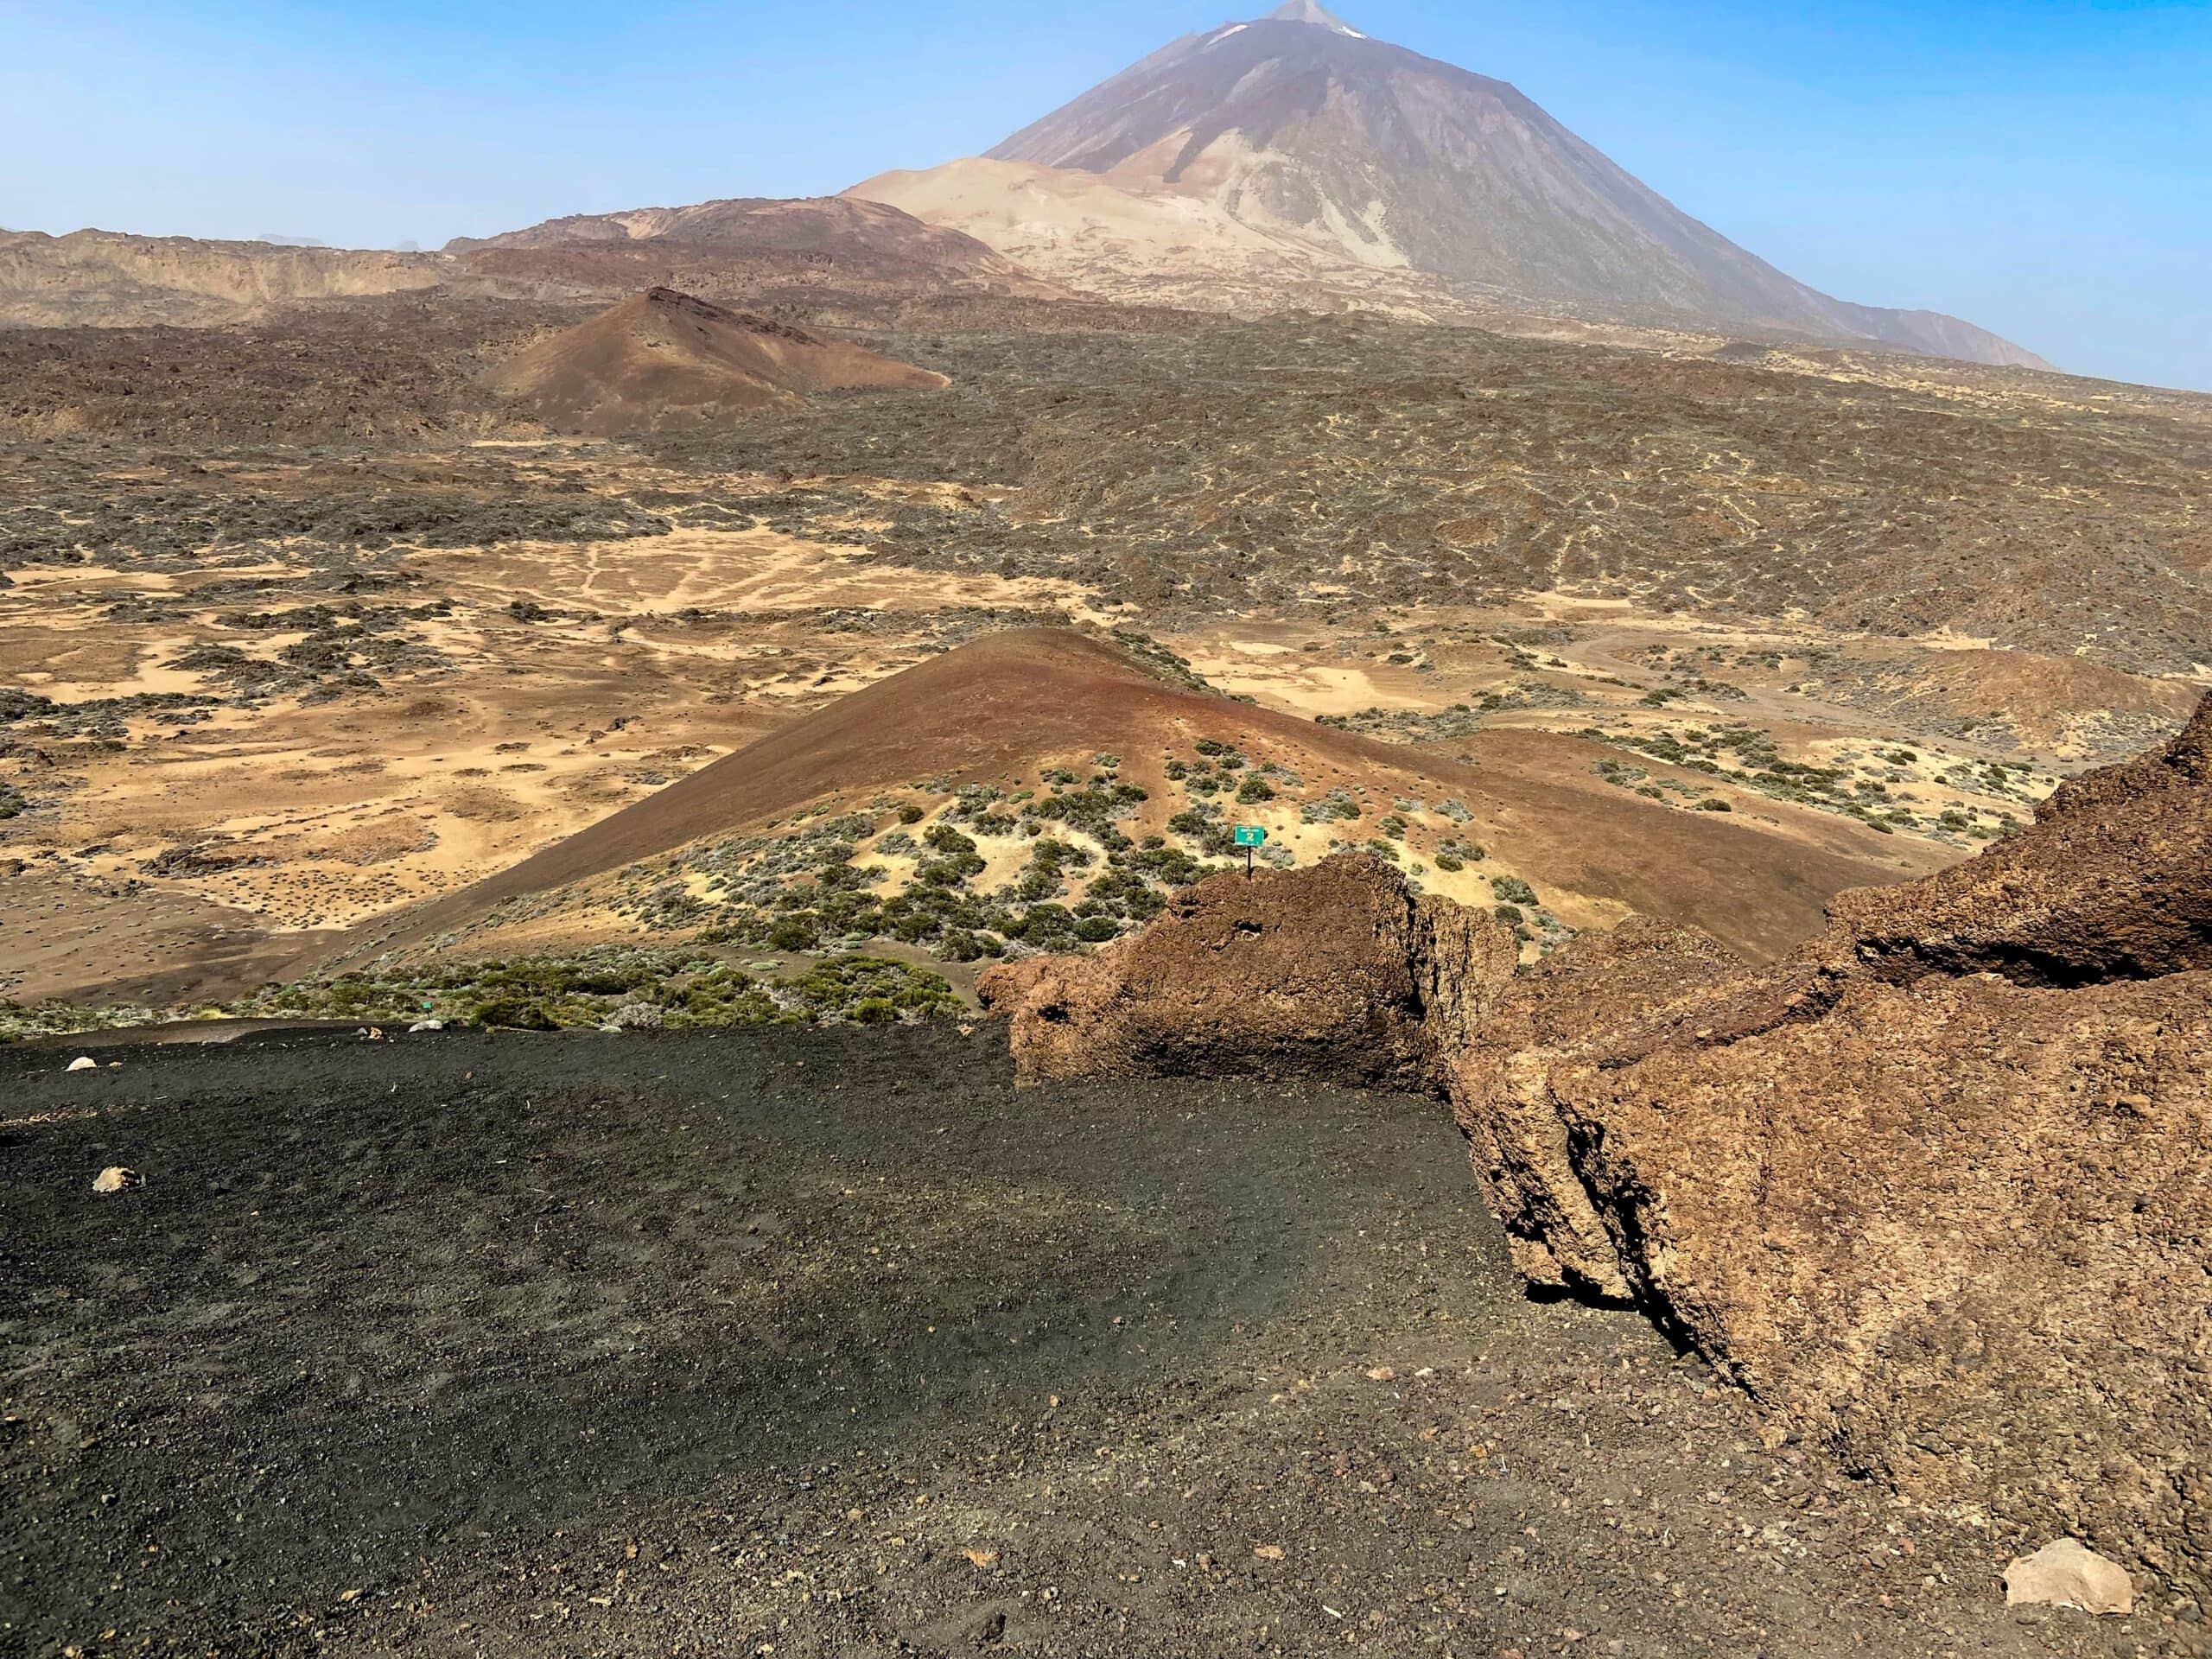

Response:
(0, 1022), (2159, 1659)
(321, 627), (1935, 982)
(859, 2), (2042, 362)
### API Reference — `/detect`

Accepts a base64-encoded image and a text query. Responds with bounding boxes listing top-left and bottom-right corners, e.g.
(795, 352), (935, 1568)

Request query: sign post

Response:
(1233, 823), (1267, 878)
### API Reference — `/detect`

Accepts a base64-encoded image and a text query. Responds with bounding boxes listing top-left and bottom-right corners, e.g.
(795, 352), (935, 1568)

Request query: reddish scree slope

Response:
(489, 286), (946, 435)
(338, 629), (1935, 967)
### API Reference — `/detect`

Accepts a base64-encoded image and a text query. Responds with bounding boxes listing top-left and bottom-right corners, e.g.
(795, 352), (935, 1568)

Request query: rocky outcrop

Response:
(984, 702), (2212, 1590)
(1444, 916), (1745, 1299)
(1450, 694), (2212, 1592)
(977, 854), (1517, 1090)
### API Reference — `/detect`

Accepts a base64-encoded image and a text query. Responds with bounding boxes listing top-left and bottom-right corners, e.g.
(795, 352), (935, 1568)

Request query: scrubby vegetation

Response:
(1583, 722), (2040, 845)
(575, 747), (1278, 969)
(0, 485), (669, 573)
(531, 728), (1574, 976)
(0, 949), (962, 1044)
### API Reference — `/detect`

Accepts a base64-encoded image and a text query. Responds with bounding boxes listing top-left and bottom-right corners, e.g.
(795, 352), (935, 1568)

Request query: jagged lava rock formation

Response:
(979, 853), (1516, 1090)
(1452, 691), (2212, 1590)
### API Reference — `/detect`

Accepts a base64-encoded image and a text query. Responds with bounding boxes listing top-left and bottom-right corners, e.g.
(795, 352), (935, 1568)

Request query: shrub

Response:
(766, 915), (820, 951)
(1011, 905), (1077, 943)
(938, 929), (995, 963)
(469, 996), (560, 1031)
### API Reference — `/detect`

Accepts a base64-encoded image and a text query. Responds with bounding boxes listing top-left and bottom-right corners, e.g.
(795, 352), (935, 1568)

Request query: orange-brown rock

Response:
(1450, 694), (2212, 1591)
(977, 853), (1516, 1090)
(1445, 915), (1745, 1299)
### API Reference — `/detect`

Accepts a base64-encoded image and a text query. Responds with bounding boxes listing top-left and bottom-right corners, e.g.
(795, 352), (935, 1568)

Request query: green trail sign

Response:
(1234, 823), (1266, 879)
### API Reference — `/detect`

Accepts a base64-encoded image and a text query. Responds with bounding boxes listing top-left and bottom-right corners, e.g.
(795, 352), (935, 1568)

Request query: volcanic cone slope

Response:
(326, 628), (1936, 970)
(486, 286), (947, 435)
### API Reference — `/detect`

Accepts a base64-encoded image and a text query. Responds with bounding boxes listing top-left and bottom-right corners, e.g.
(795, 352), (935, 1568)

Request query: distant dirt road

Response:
(0, 1027), (2143, 1656)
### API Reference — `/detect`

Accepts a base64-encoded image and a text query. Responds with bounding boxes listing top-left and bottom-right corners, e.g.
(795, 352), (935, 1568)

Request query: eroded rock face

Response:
(1450, 696), (2212, 1591)
(977, 853), (1517, 1090)
(1445, 916), (1745, 1299)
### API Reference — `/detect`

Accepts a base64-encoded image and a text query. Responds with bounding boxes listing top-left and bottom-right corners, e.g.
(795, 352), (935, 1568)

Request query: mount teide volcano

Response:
(855, 3), (2046, 366)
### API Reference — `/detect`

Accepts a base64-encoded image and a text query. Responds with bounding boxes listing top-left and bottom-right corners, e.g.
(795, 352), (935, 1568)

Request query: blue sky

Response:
(2, 1), (2206, 389)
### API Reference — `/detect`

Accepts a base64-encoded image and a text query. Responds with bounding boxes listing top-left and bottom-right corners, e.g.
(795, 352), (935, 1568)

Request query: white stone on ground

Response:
(2002, 1538), (2133, 1615)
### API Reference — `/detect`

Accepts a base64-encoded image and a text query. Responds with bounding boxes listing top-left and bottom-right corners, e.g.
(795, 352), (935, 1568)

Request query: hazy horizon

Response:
(2, 0), (2205, 390)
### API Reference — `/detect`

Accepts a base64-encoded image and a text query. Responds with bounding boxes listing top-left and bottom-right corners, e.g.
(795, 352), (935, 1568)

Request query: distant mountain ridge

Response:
(0, 228), (446, 327)
(0, 197), (1063, 328)
(869, 2), (2047, 367)
(442, 194), (1048, 294)
(2, 7), (2048, 368)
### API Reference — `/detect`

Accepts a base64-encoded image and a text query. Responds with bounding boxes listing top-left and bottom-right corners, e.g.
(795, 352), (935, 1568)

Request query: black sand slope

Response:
(1, 1027), (2130, 1657)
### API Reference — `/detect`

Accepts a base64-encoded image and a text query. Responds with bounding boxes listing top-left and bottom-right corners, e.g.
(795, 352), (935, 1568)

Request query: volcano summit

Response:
(855, 2), (2047, 365)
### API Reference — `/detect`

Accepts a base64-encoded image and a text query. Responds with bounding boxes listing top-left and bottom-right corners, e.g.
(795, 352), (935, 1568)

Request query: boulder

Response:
(978, 853), (1516, 1090)
(2004, 1539), (2134, 1615)
(1448, 695), (2212, 1592)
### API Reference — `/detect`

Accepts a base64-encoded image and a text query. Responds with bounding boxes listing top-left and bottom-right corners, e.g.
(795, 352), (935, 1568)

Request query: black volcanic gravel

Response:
(0, 1025), (2165, 1657)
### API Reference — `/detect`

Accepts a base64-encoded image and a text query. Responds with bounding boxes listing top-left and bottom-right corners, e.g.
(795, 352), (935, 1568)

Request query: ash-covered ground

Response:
(1, 1025), (2169, 1657)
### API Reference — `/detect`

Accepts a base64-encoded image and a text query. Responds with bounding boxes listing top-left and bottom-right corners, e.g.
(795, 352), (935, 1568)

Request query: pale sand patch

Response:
(965, 827), (1037, 895)
(411, 528), (1118, 623)
(2, 560), (304, 598)
(29, 637), (216, 701)
(1185, 657), (1424, 718)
